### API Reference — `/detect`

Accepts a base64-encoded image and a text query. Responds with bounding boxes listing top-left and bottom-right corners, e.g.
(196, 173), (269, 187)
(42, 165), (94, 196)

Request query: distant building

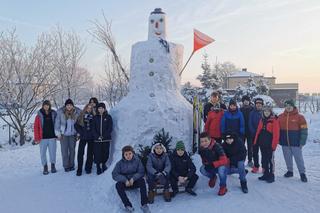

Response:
(224, 68), (298, 107)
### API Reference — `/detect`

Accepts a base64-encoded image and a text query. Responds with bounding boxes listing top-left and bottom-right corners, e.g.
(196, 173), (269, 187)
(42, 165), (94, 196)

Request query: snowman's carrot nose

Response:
(155, 22), (159, 28)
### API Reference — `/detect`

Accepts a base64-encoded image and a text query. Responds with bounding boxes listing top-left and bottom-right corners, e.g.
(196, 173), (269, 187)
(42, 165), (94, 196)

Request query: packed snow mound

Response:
(111, 39), (193, 159)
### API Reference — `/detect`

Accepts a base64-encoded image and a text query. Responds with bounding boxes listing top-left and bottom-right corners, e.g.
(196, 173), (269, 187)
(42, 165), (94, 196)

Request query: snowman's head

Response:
(148, 8), (167, 40)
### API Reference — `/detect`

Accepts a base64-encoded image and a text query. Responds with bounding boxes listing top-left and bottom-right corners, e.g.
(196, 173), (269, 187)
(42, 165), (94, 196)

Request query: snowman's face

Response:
(148, 13), (167, 40)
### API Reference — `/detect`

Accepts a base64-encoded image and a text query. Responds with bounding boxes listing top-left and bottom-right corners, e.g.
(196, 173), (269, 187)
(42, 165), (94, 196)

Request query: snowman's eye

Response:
(159, 18), (163, 22)
(150, 19), (154, 24)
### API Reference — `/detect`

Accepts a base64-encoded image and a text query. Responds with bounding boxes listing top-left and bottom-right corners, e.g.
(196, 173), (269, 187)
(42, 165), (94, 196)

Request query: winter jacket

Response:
(278, 108), (308, 147)
(34, 109), (57, 141)
(203, 101), (227, 122)
(74, 113), (95, 141)
(240, 105), (254, 136)
(254, 115), (280, 151)
(92, 112), (113, 142)
(221, 108), (245, 136)
(55, 106), (81, 137)
(146, 144), (171, 176)
(198, 140), (228, 170)
(222, 135), (247, 167)
(249, 108), (263, 137)
(112, 155), (145, 183)
(170, 150), (196, 179)
(205, 110), (224, 139)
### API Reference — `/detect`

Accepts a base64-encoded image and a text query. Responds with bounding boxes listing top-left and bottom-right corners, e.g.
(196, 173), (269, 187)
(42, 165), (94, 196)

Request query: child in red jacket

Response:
(205, 103), (224, 144)
(254, 106), (280, 183)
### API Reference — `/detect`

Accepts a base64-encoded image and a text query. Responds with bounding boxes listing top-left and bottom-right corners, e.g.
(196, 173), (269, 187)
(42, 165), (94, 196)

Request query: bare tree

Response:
(88, 12), (129, 82)
(0, 29), (59, 145)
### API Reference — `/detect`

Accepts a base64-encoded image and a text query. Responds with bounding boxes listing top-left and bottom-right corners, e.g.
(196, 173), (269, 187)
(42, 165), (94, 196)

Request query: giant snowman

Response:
(110, 8), (192, 158)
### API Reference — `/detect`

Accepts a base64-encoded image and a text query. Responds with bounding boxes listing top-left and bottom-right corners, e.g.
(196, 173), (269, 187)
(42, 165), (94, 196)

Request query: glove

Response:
(161, 171), (167, 177)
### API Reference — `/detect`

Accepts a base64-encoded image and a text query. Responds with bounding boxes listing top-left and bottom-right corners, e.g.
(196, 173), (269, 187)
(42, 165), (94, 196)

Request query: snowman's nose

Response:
(155, 22), (159, 28)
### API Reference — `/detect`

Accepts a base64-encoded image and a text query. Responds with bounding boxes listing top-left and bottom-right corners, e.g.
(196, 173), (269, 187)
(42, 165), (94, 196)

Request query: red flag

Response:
(193, 29), (215, 52)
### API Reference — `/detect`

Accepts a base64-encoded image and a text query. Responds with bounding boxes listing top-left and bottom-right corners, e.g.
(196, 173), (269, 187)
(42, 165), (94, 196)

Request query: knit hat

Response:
(229, 99), (237, 106)
(254, 98), (264, 105)
(176, 141), (185, 151)
(97, 102), (106, 109)
(64, 98), (74, 106)
(242, 95), (251, 102)
(224, 132), (236, 141)
(284, 99), (295, 107)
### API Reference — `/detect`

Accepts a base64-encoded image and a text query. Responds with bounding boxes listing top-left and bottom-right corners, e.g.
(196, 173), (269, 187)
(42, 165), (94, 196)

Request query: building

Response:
(224, 68), (298, 106)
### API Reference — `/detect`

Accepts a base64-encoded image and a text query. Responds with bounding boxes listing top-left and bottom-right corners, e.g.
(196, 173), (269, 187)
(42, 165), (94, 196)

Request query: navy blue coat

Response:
(221, 108), (245, 136)
(249, 108), (262, 137)
(74, 113), (95, 141)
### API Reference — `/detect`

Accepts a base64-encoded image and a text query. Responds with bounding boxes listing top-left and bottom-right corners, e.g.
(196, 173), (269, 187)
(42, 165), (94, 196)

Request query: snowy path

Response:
(1, 112), (320, 213)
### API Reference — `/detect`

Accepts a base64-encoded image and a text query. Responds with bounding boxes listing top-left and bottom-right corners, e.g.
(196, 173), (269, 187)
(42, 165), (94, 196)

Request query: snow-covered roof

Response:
(229, 71), (262, 78)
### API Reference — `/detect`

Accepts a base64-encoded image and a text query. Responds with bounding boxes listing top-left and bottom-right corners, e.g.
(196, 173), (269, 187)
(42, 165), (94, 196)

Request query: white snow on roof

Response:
(229, 71), (262, 77)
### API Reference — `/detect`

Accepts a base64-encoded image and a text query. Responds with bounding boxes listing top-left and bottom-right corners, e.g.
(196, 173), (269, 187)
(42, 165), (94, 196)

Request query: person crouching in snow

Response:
(146, 143), (171, 203)
(112, 146), (150, 213)
(198, 132), (228, 196)
(169, 141), (199, 198)
(222, 132), (248, 193)
(92, 102), (113, 175)
(254, 106), (279, 183)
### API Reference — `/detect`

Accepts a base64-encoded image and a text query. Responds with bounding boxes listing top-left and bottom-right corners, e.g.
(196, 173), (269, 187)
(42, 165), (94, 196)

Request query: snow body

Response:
(110, 9), (192, 157)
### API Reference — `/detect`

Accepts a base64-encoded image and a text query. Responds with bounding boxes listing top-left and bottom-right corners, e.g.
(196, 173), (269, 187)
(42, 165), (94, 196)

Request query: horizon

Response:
(1, 0), (319, 93)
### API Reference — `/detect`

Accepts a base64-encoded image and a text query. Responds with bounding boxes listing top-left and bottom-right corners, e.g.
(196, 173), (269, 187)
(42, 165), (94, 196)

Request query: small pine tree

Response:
(136, 128), (174, 170)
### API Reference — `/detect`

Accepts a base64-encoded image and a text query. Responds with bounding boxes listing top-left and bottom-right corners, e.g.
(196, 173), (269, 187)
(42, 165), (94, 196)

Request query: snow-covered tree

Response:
(197, 54), (220, 89)
(234, 77), (258, 101)
(256, 79), (270, 95)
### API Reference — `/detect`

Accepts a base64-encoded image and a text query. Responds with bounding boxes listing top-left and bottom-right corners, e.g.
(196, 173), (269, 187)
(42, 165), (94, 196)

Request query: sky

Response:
(1, 0), (320, 93)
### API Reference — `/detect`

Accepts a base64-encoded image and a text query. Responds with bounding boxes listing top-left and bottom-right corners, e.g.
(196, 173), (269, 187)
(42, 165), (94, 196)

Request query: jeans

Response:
(225, 161), (247, 182)
(200, 165), (227, 187)
(39, 138), (56, 166)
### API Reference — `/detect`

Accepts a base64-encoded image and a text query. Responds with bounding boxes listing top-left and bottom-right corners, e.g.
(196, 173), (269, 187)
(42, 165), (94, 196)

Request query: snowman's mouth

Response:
(155, 32), (162, 36)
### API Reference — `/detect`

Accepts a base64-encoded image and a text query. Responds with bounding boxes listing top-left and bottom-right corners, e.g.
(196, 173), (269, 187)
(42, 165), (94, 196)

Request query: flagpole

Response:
(179, 51), (195, 76)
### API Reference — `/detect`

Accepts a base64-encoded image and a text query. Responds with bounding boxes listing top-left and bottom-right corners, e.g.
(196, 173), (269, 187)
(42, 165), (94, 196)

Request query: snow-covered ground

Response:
(0, 111), (320, 213)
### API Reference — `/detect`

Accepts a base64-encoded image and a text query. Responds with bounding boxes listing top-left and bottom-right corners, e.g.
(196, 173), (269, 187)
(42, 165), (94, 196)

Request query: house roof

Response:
(229, 71), (263, 78)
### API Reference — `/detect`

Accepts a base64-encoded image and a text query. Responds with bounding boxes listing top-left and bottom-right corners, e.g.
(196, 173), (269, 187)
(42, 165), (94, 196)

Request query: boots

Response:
(148, 190), (156, 204)
(266, 174), (275, 183)
(163, 189), (171, 202)
(141, 204), (151, 213)
(51, 163), (57, 173)
(300, 173), (308, 182)
(102, 164), (107, 172)
(43, 164), (49, 175)
(251, 167), (259, 173)
(218, 186), (227, 196)
(258, 173), (269, 181)
(284, 171), (293, 178)
(96, 164), (102, 175)
(240, 181), (248, 193)
(76, 169), (82, 176)
(208, 175), (217, 188)
(185, 188), (197, 196)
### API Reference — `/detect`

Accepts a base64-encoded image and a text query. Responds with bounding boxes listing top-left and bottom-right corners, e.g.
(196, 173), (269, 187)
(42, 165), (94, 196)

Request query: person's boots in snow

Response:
(69, 166), (75, 171)
(258, 172), (269, 181)
(141, 204), (151, 213)
(51, 163), (57, 173)
(102, 163), (107, 172)
(247, 161), (254, 168)
(148, 190), (155, 204)
(163, 189), (171, 202)
(218, 186), (227, 196)
(266, 173), (275, 183)
(240, 181), (248, 193)
(85, 168), (91, 174)
(208, 175), (217, 188)
(284, 171), (293, 178)
(185, 188), (197, 196)
(43, 164), (49, 175)
(96, 164), (102, 175)
(76, 169), (82, 176)
(125, 206), (134, 212)
(300, 173), (308, 182)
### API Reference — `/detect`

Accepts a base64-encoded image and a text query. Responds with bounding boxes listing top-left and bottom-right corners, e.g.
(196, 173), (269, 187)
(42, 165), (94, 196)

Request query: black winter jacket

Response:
(92, 112), (113, 142)
(170, 150), (196, 179)
(222, 137), (247, 167)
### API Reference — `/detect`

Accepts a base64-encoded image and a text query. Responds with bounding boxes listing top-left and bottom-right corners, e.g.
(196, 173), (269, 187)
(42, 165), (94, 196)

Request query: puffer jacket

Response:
(112, 155), (145, 183)
(146, 143), (171, 175)
(278, 108), (308, 147)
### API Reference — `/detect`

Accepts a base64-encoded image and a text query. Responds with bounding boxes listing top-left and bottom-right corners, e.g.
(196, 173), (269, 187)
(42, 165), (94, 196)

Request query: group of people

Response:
(33, 92), (309, 213)
(34, 97), (113, 176)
